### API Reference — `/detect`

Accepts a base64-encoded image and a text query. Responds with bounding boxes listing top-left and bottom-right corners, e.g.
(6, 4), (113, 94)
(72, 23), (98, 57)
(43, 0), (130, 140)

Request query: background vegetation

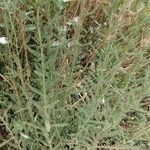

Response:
(0, 0), (150, 149)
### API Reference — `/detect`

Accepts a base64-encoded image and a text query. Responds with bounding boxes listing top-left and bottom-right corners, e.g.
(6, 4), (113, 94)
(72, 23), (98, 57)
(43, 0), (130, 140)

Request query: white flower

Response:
(0, 37), (8, 44)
